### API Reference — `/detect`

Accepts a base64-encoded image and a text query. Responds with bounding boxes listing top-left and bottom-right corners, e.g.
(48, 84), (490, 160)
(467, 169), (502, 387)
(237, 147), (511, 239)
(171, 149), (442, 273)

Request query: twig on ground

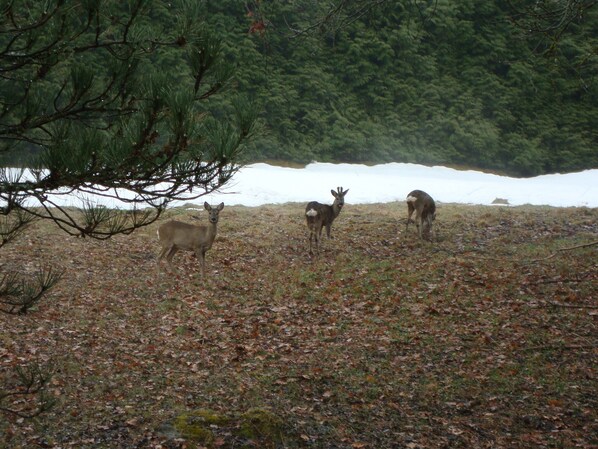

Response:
(527, 240), (598, 263)
(520, 344), (597, 352)
(544, 302), (598, 309)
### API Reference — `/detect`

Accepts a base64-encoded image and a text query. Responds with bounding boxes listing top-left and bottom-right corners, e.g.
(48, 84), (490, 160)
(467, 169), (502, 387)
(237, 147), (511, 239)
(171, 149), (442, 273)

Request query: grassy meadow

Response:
(1, 202), (597, 448)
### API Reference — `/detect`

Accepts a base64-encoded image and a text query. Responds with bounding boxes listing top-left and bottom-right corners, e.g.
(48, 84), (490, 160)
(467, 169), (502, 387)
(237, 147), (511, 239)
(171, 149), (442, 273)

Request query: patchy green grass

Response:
(1, 203), (596, 448)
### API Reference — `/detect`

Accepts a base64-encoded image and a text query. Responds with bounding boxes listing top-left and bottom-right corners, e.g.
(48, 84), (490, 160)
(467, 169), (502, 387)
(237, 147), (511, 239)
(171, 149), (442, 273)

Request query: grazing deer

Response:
(157, 202), (224, 275)
(406, 190), (436, 240)
(305, 187), (349, 255)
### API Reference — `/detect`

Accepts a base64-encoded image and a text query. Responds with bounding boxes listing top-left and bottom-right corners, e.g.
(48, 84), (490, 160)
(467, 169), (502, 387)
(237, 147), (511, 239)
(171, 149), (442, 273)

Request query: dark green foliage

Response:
(0, 267), (63, 315)
(0, 0), (256, 238)
(208, 0), (597, 176)
(1, 1), (596, 178)
(0, 363), (55, 418)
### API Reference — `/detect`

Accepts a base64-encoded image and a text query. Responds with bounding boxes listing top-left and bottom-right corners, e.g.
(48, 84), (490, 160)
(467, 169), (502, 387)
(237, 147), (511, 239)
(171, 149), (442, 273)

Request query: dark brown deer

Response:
(157, 202), (224, 276)
(406, 190), (436, 240)
(305, 187), (349, 255)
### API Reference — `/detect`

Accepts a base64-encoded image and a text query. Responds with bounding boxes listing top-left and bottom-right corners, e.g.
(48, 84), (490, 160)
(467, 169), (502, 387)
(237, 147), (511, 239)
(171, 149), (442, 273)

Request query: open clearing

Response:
(1, 203), (597, 448)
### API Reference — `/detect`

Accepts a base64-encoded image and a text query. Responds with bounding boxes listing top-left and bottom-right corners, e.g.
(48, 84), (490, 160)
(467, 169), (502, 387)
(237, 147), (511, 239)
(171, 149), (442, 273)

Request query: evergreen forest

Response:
(206, 0), (598, 176)
(2, 1), (597, 177)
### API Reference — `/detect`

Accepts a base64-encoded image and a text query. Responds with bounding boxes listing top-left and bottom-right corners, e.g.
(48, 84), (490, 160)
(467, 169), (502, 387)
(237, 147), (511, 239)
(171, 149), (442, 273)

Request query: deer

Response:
(405, 190), (436, 240)
(305, 186), (349, 255)
(156, 202), (224, 276)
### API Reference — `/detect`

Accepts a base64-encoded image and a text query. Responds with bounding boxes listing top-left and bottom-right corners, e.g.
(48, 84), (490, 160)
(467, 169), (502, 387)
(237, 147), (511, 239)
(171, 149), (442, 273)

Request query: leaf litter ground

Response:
(1, 203), (596, 448)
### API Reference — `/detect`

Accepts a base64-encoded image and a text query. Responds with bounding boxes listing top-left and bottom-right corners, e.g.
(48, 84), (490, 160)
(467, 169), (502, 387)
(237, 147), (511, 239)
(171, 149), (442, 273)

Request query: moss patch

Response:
(238, 408), (284, 442)
(156, 409), (231, 446)
(176, 409), (230, 440)
(158, 407), (290, 448)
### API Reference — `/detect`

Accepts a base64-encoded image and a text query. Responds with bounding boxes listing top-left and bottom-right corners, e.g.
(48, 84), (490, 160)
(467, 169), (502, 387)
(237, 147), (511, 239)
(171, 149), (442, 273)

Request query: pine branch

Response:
(0, 209), (36, 248)
(1, 1), (256, 239)
(0, 363), (55, 419)
(0, 266), (64, 315)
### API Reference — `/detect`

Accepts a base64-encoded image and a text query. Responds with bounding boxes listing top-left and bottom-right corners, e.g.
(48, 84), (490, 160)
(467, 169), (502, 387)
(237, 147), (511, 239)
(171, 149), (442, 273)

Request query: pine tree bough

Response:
(0, 363), (55, 418)
(0, 267), (63, 315)
(0, 1), (255, 238)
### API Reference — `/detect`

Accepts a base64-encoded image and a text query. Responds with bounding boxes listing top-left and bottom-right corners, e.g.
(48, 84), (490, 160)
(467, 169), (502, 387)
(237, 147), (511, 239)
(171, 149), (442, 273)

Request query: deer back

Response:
(407, 190), (436, 218)
(305, 201), (335, 225)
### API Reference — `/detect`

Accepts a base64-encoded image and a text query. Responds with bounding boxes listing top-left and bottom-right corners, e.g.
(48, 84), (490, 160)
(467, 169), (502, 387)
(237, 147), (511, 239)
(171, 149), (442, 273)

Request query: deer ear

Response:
(342, 188), (349, 195)
(218, 202), (224, 211)
(204, 201), (211, 211)
(331, 189), (338, 198)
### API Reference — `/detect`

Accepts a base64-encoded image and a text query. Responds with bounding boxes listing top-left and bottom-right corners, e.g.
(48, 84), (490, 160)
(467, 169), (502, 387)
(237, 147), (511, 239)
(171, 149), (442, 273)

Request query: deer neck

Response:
(203, 221), (218, 245)
(331, 201), (342, 218)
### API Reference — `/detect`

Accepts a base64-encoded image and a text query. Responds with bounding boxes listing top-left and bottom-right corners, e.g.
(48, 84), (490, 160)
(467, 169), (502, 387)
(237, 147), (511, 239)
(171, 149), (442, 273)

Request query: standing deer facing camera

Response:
(406, 190), (436, 240)
(305, 187), (349, 255)
(157, 202), (224, 276)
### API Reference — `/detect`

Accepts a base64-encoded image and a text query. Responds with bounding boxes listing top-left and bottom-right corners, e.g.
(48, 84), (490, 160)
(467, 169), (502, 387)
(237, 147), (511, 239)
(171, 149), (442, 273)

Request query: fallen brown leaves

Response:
(1, 203), (596, 448)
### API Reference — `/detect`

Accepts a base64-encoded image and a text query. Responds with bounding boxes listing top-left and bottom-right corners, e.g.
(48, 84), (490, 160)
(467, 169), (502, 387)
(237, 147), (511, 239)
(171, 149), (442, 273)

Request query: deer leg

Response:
(194, 248), (207, 276)
(423, 216), (433, 240)
(157, 246), (169, 272)
(202, 249), (208, 275)
(314, 224), (322, 254)
(158, 245), (176, 269)
(166, 247), (177, 262)
(325, 224), (332, 239)
(158, 245), (171, 263)
(406, 204), (415, 233)
(415, 211), (423, 239)
(165, 247), (178, 266)
(157, 245), (178, 273)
